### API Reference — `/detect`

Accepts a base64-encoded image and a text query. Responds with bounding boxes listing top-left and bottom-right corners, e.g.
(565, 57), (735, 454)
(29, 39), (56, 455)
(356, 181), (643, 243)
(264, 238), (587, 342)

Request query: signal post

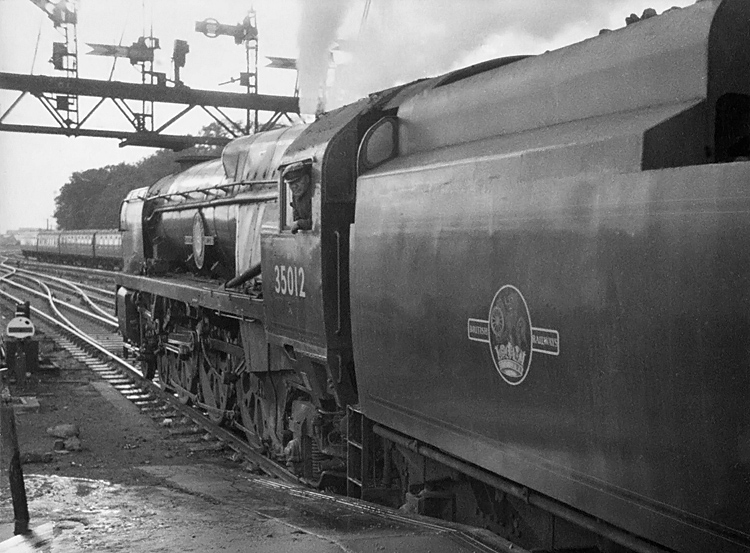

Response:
(0, 302), (35, 535)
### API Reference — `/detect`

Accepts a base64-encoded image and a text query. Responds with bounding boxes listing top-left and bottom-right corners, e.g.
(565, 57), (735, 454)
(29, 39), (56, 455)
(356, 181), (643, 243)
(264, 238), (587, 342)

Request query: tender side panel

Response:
(351, 154), (750, 553)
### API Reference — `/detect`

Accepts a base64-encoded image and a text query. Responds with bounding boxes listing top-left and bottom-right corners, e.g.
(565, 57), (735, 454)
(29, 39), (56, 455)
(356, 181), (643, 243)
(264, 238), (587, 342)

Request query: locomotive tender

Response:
(115, 1), (750, 552)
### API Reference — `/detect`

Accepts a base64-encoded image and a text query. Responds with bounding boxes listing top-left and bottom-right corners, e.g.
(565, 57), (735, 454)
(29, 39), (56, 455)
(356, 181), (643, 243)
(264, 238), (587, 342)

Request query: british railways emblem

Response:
(468, 285), (559, 386)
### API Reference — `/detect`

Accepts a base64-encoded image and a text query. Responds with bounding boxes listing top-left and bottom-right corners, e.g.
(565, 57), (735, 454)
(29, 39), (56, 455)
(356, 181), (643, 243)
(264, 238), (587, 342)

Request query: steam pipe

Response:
(372, 424), (672, 553)
(225, 263), (261, 289)
(152, 192), (276, 213)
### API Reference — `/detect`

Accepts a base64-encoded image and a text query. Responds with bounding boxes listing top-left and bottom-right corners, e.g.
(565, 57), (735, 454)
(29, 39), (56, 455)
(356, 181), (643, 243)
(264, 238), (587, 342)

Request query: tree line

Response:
(53, 149), (182, 229)
(53, 123), (229, 230)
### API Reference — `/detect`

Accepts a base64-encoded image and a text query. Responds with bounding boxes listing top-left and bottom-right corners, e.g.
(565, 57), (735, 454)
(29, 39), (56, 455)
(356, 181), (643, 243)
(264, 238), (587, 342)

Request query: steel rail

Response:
(0, 265), (298, 485)
(0, 280), (124, 367)
(9, 265), (116, 321)
(0, 273), (118, 330)
(9, 261), (115, 294)
(68, 281), (113, 297)
(9, 258), (121, 282)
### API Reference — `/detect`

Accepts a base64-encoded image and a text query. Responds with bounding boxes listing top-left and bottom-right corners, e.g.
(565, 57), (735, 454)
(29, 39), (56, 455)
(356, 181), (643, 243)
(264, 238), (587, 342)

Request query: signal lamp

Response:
(51, 42), (67, 70)
(173, 40), (189, 68)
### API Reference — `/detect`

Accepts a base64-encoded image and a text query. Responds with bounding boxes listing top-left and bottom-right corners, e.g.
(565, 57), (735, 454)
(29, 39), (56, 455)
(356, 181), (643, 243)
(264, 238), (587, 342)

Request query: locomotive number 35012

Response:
(273, 265), (306, 297)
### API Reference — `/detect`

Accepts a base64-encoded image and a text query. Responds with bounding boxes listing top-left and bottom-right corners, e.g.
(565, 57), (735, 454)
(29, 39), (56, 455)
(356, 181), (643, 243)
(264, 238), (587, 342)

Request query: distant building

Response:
(7, 228), (42, 248)
(0, 232), (19, 247)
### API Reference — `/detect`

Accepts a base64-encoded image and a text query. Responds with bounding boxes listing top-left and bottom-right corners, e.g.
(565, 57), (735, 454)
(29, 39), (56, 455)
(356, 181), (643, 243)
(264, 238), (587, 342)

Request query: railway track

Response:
(3, 254), (120, 290)
(0, 259), (300, 484)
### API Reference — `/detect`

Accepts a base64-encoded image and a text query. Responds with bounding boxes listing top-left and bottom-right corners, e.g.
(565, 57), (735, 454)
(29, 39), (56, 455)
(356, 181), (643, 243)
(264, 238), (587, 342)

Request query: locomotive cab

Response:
(255, 96), (417, 483)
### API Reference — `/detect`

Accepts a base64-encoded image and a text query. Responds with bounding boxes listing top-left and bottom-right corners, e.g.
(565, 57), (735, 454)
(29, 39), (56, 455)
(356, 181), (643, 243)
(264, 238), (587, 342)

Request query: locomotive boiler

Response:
(115, 1), (750, 552)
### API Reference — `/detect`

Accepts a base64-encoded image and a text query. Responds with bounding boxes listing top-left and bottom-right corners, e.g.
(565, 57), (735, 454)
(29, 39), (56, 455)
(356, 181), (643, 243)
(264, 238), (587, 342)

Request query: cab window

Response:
(281, 162), (313, 234)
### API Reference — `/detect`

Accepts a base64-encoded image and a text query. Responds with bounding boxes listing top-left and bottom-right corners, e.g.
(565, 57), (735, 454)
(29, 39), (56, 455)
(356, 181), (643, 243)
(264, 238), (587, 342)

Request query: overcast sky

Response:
(0, 0), (695, 233)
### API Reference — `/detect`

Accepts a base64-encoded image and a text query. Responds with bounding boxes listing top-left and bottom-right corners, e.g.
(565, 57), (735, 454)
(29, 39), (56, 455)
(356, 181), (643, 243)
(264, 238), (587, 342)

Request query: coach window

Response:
(281, 161), (313, 234)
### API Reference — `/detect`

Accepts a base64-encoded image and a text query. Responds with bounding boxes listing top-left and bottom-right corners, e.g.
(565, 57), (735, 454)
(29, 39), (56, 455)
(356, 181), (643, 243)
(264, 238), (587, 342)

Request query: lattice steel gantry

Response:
(0, 1), (300, 150)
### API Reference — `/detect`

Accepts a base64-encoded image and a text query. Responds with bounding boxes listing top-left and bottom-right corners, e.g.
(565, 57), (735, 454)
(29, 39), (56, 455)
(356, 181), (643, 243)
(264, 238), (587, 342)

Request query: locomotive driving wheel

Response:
(156, 352), (170, 391)
(156, 348), (198, 405)
(172, 356), (198, 405)
(198, 350), (233, 424)
(236, 373), (263, 448)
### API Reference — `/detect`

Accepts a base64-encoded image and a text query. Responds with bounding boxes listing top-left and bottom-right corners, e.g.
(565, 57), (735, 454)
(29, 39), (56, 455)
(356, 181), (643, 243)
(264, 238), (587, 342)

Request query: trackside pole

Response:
(0, 377), (30, 535)
(0, 302), (34, 536)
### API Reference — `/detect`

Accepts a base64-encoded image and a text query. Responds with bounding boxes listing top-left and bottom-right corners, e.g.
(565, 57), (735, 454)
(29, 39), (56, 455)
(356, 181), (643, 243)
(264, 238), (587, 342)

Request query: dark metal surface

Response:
(258, 85), (422, 396)
(115, 273), (263, 321)
(140, 128), (303, 279)
(350, 2), (750, 552)
(120, 188), (148, 273)
(222, 125), (305, 183)
(373, 424), (671, 553)
(353, 157), (750, 553)
(394, 0), (734, 160)
(352, 154), (750, 552)
(257, 105), (369, 366)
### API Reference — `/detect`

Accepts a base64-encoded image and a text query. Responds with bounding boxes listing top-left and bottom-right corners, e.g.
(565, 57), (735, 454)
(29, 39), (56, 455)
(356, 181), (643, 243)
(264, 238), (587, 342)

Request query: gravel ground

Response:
(7, 335), (239, 485)
(0, 308), (273, 552)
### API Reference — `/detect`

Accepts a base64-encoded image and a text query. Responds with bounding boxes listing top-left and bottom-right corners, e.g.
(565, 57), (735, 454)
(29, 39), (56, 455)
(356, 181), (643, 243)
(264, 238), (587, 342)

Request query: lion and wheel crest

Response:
(467, 285), (560, 386)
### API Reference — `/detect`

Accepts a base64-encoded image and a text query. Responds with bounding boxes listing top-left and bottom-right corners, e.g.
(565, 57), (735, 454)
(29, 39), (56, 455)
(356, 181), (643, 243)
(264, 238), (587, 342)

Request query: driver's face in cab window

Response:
(288, 174), (309, 198)
(282, 162), (313, 234)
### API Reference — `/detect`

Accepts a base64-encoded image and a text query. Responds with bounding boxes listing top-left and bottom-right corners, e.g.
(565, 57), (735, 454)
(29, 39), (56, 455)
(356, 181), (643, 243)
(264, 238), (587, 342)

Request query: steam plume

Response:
(296, 0), (349, 114)
(296, 1), (678, 113)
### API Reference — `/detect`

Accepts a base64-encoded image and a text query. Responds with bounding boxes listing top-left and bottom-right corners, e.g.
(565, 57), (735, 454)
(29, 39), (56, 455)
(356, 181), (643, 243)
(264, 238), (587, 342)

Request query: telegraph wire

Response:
(30, 12), (43, 74)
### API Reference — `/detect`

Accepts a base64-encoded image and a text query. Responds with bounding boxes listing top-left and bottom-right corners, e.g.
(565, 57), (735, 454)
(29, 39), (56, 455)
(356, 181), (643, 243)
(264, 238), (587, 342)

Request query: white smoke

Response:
(295, 0), (349, 114)
(295, 0), (690, 113)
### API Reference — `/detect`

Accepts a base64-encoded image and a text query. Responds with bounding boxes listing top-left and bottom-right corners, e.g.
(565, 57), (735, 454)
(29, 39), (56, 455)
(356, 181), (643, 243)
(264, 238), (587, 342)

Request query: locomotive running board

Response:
(115, 274), (263, 321)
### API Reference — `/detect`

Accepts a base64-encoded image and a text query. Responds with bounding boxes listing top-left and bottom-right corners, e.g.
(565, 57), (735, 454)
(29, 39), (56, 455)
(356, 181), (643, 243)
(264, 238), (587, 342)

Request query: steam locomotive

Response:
(115, 1), (750, 551)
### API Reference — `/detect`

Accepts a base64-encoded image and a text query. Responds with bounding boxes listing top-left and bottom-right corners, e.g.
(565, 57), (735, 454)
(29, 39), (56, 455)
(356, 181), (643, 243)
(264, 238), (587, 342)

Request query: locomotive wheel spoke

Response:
(156, 353), (171, 392)
(199, 356), (231, 424)
(237, 374), (262, 448)
(173, 357), (198, 405)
